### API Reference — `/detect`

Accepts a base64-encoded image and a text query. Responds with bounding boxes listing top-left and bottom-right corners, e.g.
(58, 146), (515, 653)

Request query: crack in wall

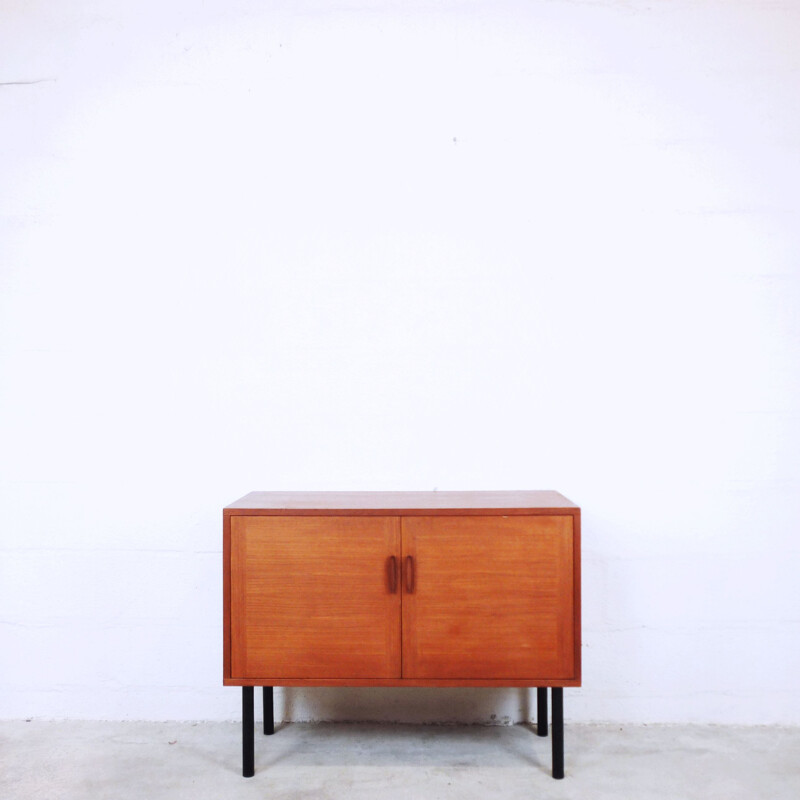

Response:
(0, 79), (56, 86)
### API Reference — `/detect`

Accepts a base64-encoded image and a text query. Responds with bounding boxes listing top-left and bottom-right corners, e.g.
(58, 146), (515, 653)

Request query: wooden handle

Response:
(387, 556), (398, 593)
(404, 555), (415, 594)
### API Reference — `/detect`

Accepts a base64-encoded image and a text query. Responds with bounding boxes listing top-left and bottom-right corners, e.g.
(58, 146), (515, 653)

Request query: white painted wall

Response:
(1, 0), (798, 724)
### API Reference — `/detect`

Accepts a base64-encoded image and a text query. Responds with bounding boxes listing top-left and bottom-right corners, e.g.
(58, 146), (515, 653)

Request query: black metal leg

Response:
(551, 688), (564, 779)
(242, 687), (255, 778)
(536, 688), (548, 736)
(263, 686), (274, 735)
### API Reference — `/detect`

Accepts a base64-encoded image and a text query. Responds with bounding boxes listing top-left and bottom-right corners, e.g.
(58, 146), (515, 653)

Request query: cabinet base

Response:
(240, 686), (567, 779)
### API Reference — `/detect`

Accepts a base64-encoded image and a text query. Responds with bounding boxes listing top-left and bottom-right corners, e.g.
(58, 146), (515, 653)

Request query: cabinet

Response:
(224, 491), (581, 778)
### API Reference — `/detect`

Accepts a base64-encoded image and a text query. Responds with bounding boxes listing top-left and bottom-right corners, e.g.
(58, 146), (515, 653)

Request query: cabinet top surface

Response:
(225, 490), (578, 513)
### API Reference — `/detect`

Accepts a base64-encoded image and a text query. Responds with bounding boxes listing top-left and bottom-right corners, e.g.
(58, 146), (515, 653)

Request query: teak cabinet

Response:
(223, 491), (581, 779)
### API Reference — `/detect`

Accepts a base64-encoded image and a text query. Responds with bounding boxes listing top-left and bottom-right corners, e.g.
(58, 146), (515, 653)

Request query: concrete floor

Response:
(1, 721), (798, 800)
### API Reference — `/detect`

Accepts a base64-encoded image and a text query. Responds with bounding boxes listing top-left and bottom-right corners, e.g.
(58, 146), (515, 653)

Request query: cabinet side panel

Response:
(223, 512), (231, 680)
(573, 509), (581, 685)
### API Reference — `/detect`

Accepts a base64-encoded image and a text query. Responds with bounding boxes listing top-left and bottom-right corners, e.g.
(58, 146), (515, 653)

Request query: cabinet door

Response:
(402, 515), (575, 680)
(230, 516), (401, 679)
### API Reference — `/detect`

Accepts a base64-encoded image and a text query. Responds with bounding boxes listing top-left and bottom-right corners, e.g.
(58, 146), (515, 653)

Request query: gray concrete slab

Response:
(1, 721), (798, 800)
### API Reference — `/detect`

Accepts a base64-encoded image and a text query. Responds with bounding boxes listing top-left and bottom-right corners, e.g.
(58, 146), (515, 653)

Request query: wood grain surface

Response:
(401, 515), (575, 680)
(224, 493), (581, 687)
(225, 490), (577, 514)
(230, 516), (401, 679)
